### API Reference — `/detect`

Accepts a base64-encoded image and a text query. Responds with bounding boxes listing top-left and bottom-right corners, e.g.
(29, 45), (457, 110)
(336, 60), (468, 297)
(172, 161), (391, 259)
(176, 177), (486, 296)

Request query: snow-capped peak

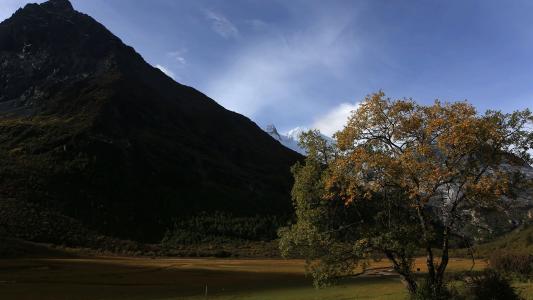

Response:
(264, 125), (306, 154)
(286, 126), (306, 140)
(265, 124), (282, 140)
(264, 125), (335, 155)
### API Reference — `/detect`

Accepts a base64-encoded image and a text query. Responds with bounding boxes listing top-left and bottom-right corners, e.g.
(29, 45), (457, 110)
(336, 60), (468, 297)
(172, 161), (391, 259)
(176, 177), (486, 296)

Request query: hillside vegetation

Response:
(467, 224), (533, 257)
(0, 0), (301, 243)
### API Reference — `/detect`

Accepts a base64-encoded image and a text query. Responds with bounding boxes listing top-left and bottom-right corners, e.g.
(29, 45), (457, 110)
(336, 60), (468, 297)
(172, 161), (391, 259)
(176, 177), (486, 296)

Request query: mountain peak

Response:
(264, 125), (305, 154)
(265, 124), (280, 139)
(0, 1), (301, 241)
(264, 125), (336, 155)
(40, 0), (74, 11)
(286, 127), (306, 139)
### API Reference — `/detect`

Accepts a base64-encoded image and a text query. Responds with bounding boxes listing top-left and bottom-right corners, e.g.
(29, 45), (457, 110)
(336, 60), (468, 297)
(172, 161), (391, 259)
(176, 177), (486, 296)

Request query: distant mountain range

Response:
(0, 0), (302, 242)
(264, 125), (306, 154)
(264, 124), (333, 155)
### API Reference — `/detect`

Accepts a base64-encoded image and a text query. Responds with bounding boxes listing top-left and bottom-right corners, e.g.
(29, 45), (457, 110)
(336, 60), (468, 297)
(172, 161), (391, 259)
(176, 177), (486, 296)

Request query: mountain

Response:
(264, 125), (305, 154)
(264, 125), (335, 155)
(465, 158), (533, 238)
(0, 0), (302, 242)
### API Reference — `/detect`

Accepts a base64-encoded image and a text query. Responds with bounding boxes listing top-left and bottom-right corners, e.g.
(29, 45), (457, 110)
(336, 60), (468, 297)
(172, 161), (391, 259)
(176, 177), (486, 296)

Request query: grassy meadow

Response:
(2, 256), (530, 300)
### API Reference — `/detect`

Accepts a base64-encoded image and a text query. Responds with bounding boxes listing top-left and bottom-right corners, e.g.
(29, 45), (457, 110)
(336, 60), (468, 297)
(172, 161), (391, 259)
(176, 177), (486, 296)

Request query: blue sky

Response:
(2, 0), (533, 136)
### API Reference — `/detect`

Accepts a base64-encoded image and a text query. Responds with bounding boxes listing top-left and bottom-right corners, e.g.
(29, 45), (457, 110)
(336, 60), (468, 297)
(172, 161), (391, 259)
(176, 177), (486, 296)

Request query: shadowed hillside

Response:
(0, 0), (302, 242)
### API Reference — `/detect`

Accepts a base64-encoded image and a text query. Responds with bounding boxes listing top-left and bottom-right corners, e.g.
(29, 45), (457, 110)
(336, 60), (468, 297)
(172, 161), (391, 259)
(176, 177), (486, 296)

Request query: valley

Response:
(0, 0), (532, 299)
(0, 256), (504, 300)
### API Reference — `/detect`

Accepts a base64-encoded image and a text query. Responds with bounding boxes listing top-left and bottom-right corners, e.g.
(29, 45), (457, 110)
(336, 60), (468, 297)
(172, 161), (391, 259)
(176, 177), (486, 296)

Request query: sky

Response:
(2, 0), (533, 136)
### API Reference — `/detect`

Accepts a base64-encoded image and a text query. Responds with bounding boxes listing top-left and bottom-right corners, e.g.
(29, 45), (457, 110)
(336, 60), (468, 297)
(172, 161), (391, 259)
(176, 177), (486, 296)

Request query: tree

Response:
(279, 92), (533, 298)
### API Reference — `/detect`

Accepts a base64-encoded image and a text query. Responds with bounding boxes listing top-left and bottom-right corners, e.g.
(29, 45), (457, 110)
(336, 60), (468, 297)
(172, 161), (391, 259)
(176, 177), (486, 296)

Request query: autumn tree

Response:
(279, 92), (533, 298)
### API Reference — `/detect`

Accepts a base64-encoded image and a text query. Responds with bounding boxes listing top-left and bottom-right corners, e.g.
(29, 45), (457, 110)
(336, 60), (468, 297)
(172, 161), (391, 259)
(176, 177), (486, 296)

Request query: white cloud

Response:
(155, 64), (175, 80)
(167, 50), (187, 65)
(246, 19), (268, 31)
(205, 15), (358, 119)
(205, 10), (239, 39)
(312, 102), (360, 137)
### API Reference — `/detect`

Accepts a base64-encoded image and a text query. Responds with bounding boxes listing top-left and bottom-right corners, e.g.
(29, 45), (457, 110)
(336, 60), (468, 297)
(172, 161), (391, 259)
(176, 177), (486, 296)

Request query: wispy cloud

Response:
(167, 50), (187, 65)
(205, 10), (239, 39)
(312, 102), (360, 137)
(205, 13), (358, 121)
(155, 64), (175, 80)
(245, 19), (268, 31)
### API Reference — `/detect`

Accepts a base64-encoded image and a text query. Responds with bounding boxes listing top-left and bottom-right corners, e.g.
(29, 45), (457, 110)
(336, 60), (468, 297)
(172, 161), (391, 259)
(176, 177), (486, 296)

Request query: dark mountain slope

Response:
(0, 0), (302, 242)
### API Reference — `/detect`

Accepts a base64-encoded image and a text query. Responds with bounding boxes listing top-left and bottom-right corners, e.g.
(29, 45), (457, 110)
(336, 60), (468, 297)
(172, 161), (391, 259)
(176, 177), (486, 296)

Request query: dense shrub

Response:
(526, 232), (533, 246)
(161, 212), (287, 246)
(462, 269), (522, 300)
(410, 279), (460, 300)
(410, 270), (524, 300)
(489, 250), (533, 281)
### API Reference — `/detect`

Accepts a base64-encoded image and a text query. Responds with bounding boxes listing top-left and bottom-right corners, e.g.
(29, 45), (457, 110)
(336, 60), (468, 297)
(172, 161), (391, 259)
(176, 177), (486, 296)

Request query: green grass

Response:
(0, 257), (529, 300)
(0, 257), (406, 300)
(515, 282), (533, 300)
(476, 224), (533, 254)
(452, 224), (533, 258)
(187, 277), (405, 300)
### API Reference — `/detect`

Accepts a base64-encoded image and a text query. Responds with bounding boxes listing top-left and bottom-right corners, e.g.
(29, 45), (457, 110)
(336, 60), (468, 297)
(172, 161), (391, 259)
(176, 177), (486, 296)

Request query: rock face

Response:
(428, 156), (533, 240)
(469, 161), (533, 238)
(0, 0), (302, 242)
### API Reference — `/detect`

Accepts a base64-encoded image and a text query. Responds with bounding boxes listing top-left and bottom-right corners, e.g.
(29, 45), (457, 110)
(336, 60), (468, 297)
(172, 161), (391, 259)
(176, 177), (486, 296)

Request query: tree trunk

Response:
(435, 226), (450, 289)
(415, 205), (437, 284)
(400, 274), (418, 295)
(385, 251), (418, 295)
